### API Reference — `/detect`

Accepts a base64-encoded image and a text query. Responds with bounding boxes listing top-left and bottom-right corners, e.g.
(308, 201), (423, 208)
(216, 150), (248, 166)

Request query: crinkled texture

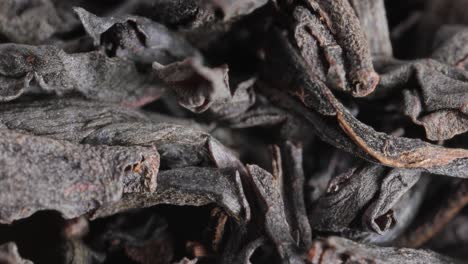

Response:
(362, 169), (421, 234)
(307, 236), (460, 264)
(376, 58), (468, 141)
(0, 98), (251, 221)
(75, 7), (199, 64)
(262, 32), (468, 178)
(311, 165), (384, 232)
(0, 129), (159, 223)
(208, 77), (256, 120)
(153, 57), (231, 113)
(364, 176), (430, 245)
(292, 0), (380, 97)
(0, 44), (163, 106)
(0, 98), (241, 170)
(75, 8), (249, 114)
(92, 167), (250, 222)
(0, 0), (77, 44)
(404, 89), (468, 141)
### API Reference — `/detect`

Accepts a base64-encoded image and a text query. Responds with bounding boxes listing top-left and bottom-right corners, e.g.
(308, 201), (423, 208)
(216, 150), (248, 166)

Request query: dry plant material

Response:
(0, 129), (159, 223)
(306, 236), (460, 264)
(0, 0), (467, 263)
(0, 44), (163, 106)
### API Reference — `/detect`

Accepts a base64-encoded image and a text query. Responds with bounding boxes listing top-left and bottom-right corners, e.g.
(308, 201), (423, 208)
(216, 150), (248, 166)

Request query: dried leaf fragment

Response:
(307, 236), (461, 264)
(261, 32), (468, 178)
(92, 167), (250, 222)
(247, 164), (303, 263)
(75, 7), (198, 64)
(0, 44), (162, 106)
(0, 129), (159, 223)
(0, 0), (75, 44)
(0, 98), (239, 170)
(153, 57), (231, 113)
(291, 0), (380, 96)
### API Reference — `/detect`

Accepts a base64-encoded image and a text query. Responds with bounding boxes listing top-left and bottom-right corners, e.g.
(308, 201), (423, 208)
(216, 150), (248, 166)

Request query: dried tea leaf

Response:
(404, 92), (468, 142)
(291, 0), (379, 96)
(261, 31), (468, 178)
(431, 26), (468, 69)
(117, 0), (267, 30)
(0, 44), (163, 106)
(227, 105), (288, 129)
(92, 167), (249, 221)
(362, 169), (421, 234)
(365, 176), (430, 245)
(366, 21), (468, 141)
(311, 164), (384, 232)
(75, 7), (240, 113)
(75, 7), (199, 64)
(307, 149), (354, 202)
(208, 77), (256, 120)
(307, 236), (462, 264)
(311, 163), (420, 240)
(0, 100), (251, 220)
(375, 58), (468, 141)
(0, 0), (76, 44)
(247, 164), (303, 263)
(292, 6), (346, 94)
(0, 98), (239, 169)
(1, 1), (467, 263)
(153, 56), (231, 113)
(0, 129), (159, 223)
(280, 142), (312, 249)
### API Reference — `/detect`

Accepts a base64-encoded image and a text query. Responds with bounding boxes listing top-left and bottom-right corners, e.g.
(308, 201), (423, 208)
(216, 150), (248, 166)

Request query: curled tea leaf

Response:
(75, 7), (199, 64)
(92, 167), (250, 222)
(153, 57), (231, 113)
(247, 164), (303, 263)
(291, 0), (380, 96)
(261, 31), (468, 178)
